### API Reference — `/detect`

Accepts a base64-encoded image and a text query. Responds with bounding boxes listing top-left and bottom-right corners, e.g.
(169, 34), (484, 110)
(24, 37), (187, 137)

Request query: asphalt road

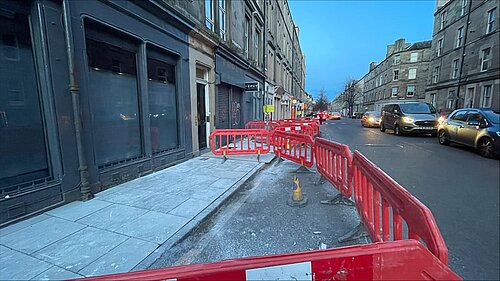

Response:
(322, 118), (499, 280)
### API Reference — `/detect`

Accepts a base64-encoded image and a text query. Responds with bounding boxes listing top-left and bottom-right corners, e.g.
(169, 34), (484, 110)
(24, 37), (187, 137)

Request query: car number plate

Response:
(418, 127), (434, 130)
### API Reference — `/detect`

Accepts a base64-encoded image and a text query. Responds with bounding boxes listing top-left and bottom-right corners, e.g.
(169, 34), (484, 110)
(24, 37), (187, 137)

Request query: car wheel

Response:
(380, 122), (386, 132)
(394, 124), (402, 136)
(478, 137), (494, 158)
(438, 130), (449, 145)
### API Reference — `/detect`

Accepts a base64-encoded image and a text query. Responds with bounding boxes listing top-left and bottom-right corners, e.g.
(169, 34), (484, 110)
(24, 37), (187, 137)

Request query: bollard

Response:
(287, 175), (308, 207)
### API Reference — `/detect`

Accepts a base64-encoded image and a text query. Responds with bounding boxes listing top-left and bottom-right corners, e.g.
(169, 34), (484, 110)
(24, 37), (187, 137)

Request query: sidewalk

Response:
(0, 151), (274, 280)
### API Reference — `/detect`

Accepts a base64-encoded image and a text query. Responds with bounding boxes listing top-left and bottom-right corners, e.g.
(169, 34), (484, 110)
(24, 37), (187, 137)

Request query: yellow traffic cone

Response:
(287, 175), (308, 207)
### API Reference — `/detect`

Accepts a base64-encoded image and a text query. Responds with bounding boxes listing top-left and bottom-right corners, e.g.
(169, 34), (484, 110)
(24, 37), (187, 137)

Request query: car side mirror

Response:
(467, 120), (480, 126)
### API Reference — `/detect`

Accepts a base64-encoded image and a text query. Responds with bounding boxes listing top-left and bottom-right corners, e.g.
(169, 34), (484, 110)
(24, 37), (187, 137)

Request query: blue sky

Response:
(288, 0), (436, 100)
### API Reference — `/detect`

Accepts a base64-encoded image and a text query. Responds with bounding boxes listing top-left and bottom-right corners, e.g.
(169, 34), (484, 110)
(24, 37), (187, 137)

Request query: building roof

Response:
(406, 40), (432, 51)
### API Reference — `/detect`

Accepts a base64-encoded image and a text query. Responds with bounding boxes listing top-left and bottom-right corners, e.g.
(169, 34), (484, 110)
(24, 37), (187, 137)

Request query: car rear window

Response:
(483, 110), (500, 124)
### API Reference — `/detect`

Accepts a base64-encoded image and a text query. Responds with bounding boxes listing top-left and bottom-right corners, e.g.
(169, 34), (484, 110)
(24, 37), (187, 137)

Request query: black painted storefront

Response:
(0, 0), (194, 225)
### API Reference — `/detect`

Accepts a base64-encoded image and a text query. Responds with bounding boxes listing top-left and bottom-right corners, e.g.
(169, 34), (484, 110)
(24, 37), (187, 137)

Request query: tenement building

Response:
(425, 0), (499, 112)
(362, 38), (432, 112)
(0, 0), (306, 225)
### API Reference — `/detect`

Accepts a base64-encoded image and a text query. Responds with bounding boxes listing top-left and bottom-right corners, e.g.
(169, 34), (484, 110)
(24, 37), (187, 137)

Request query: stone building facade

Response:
(362, 38), (432, 112)
(425, 0), (499, 112)
(0, 0), (306, 225)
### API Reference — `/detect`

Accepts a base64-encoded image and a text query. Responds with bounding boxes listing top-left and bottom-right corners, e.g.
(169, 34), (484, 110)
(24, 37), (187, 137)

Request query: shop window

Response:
(85, 21), (142, 167)
(0, 4), (49, 187)
(147, 47), (179, 153)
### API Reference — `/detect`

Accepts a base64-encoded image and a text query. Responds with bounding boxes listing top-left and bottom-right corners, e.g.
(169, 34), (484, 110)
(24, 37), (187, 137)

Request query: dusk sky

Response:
(288, 0), (436, 101)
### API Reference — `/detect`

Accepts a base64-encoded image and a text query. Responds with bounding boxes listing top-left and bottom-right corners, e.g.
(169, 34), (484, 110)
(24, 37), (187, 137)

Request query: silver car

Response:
(380, 102), (438, 136)
(438, 108), (500, 158)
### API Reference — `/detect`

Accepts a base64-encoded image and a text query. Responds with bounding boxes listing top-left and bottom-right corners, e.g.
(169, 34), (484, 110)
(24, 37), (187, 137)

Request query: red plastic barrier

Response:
(273, 130), (314, 167)
(282, 121), (319, 137)
(245, 121), (280, 132)
(351, 151), (449, 265)
(79, 240), (460, 281)
(315, 138), (352, 198)
(276, 124), (314, 137)
(209, 129), (271, 156)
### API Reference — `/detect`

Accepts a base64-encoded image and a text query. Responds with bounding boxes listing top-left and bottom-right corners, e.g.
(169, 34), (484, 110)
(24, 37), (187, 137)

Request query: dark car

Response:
(438, 108), (500, 158)
(380, 102), (438, 136)
(360, 111), (381, 127)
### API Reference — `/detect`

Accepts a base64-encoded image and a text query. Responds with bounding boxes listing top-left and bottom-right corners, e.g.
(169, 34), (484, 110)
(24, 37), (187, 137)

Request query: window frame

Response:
(456, 27), (464, 48)
(487, 8), (496, 34)
(408, 68), (417, 80)
(437, 38), (443, 56)
(440, 11), (446, 30)
(205, 0), (214, 31)
(391, 87), (398, 97)
(218, 0), (226, 39)
(410, 52), (418, 63)
(481, 48), (490, 72)
(433, 66), (440, 83)
(393, 69), (399, 81)
(406, 85), (416, 97)
(461, 0), (468, 16)
(452, 59), (460, 79)
(481, 85), (493, 107)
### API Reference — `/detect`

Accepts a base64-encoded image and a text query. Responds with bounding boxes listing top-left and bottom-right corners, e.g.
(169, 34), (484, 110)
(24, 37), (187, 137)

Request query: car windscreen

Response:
(483, 110), (500, 124)
(369, 112), (381, 117)
(399, 103), (436, 114)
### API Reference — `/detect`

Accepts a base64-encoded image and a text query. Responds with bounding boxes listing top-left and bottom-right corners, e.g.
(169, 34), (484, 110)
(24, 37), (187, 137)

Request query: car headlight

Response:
(402, 117), (414, 124)
(496, 132), (500, 137)
(438, 116), (446, 123)
(368, 117), (375, 122)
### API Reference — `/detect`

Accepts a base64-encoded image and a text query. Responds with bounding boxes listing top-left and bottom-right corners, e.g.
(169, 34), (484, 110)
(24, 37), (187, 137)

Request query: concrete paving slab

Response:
(190, 186), (228, 202)
(0, 245), (52, 280)
(45, 200), (111, 221)
(0, 217), (85, 254)
(0, 214), (51, 237)
(34, 227), (128, 272)
(209, 178), (239, 189)
(79, 238), (158, 277)
(115, 211), (190, 244)
(168, 198), (210, 218)
(77, 204), (148, 232)
(130, 193), (187, 213)
(96, 188), (157, 206)
(31, 265), (83, 280)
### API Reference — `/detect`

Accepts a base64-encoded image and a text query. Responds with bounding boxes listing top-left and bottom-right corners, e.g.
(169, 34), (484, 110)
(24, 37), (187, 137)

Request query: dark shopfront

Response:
(0, 0), (193, 225)
(215, 47), (259, 130)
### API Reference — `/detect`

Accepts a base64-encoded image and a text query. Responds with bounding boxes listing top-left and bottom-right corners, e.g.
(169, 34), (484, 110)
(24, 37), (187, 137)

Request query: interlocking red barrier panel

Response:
(79, 240), (460, 281)
(209, 129), (271, 156)
(351, 151), (449, 265)
(245, 121), (280, 132)
(282, 121), (319, 137)
(315, 138), (352, 198)
(276, 124), (314, 137)
(273, 130), (314, 167)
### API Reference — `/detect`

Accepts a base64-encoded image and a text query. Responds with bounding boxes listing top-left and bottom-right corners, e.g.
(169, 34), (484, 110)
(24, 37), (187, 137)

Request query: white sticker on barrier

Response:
(285, 127), (291, 132)
(245, 261), (312, 281)
(295, 126), (301, 130)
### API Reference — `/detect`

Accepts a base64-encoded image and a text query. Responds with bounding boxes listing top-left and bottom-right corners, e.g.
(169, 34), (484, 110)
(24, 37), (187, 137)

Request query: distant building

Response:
(362, 38), (432, 112)
(425, 0), (499, 112)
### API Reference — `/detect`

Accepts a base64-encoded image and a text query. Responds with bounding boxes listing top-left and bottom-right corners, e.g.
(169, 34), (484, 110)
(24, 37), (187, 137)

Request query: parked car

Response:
(380, 102), (438, 136)
(438, 108), (500, 158)
(361, 111), (381, 127)
(331, 112), (342, 120)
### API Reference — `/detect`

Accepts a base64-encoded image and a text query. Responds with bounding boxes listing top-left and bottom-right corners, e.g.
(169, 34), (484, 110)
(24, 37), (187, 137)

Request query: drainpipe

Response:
(456, 0), (472, 109)
(62, 0), (93, 200)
